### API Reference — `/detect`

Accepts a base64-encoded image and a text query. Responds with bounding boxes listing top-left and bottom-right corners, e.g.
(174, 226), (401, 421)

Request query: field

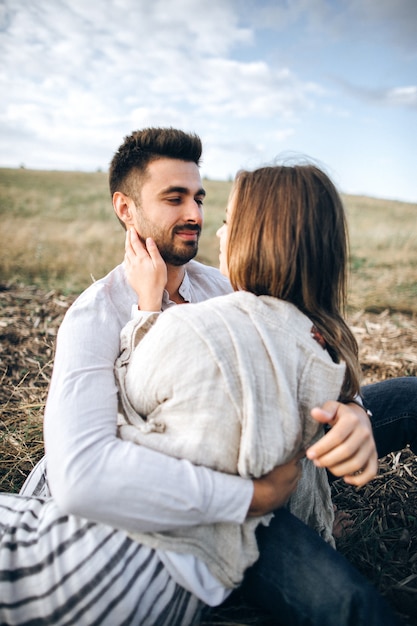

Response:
(1, 167), (416, 311)
(1, 168), (417, 624)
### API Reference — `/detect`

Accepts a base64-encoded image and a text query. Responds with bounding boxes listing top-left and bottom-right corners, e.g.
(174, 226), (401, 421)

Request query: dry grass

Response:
(0, 285), (67, 491)
(331, 448), (417, 625)
(0, 283), (416, 625)
(1, 167), (416, 623)
(1, 168), (417, 311)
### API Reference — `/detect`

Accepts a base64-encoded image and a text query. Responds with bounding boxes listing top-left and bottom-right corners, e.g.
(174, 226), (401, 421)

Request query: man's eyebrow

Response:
(159, 186), (206, 197)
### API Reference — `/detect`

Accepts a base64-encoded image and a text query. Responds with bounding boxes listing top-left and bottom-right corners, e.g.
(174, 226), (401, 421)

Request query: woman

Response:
(0, 164), (403, 626)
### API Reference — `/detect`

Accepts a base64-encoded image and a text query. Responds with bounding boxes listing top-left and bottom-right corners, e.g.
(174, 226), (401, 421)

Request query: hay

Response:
(0, 284), (74, 491)
(349, 308), (417, 384)
(332, 448), (417, 625)
(0, 283), (416, 625)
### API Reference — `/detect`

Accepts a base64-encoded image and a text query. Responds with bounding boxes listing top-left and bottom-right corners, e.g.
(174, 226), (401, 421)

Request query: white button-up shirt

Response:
(44, 260), (249, 604)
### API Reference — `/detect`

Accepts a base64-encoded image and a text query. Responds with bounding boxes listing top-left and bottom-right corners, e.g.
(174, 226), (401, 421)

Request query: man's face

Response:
(131, 158), (205, 266)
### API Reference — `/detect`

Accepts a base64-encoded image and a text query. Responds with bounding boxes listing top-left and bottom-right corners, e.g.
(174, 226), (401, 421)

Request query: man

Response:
(23, 128), (414, 624)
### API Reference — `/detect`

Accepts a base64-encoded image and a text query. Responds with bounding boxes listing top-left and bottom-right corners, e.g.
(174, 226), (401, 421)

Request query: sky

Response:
(1, 0), (416, 203)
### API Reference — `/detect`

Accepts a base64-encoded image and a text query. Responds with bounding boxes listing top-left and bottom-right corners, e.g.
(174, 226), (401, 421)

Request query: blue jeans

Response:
(235, 377), (417, 626)
(363, 376), (417, 456)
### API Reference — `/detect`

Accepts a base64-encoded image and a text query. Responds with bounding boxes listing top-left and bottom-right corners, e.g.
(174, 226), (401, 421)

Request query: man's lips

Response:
(174, 226), (201, 241)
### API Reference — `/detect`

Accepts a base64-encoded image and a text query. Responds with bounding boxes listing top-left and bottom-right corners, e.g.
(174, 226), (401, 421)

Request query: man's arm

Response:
(44, 305), (248, 531)
(249, 453), (303, 516)
(44, 280), (296, 533)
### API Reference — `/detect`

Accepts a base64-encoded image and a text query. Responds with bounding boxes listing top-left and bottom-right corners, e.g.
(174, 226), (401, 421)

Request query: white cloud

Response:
(347, 0), (417, 48)
(244, 0), (417, 49)
(0, 0), (320, 150)
(336, 81), (417, 110)
(387, 86), (417, 107)
(0, 0), (416, 202)
(184, 58), (321, 123)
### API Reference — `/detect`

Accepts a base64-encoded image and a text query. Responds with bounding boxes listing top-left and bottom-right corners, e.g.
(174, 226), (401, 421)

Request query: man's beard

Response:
(159, 224), (201, 266)
(139, 223), (201, 266)
(160, 242), (198, 266)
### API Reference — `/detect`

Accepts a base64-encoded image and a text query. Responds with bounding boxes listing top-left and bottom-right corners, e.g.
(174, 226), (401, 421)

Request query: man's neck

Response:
(166, 264), (187, 304)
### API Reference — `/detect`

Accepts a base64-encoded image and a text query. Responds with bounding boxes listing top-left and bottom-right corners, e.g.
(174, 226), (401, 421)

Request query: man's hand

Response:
(306, 401), (378, 487)
(248, 452), (303, 517)
(124, 228), (167, 311)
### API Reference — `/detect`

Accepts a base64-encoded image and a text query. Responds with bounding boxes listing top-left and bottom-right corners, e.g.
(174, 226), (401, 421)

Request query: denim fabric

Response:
(239, 508), (403, 626)
(362, 376), (417, 456)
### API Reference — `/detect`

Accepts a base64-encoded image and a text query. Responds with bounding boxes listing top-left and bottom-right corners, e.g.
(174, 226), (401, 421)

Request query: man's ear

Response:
(113, 192), (135, 227)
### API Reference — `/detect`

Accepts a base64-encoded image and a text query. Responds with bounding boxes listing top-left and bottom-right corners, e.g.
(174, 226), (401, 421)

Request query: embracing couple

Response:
(1, 127), (416, 625)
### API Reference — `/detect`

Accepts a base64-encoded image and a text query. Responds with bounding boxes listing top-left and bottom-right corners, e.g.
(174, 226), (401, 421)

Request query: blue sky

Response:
(1, 0), (416, 203)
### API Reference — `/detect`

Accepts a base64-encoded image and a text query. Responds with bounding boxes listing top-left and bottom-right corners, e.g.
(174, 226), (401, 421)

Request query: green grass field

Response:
(1, 167), (416, 312)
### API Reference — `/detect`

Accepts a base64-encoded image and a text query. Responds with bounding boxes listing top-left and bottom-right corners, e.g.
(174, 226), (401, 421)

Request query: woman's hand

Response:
(306, 401), (378, 487)
(124, 228), (167, 311)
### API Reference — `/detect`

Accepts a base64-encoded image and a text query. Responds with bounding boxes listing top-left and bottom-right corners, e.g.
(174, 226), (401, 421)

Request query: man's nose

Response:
(184, 198), (203, 223)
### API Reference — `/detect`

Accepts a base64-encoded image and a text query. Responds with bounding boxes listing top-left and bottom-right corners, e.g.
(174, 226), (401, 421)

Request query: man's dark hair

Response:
(109, 127), (202, 198)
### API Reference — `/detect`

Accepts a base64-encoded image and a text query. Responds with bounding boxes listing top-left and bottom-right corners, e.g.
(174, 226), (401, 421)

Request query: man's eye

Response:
(196, 198), (204, 207)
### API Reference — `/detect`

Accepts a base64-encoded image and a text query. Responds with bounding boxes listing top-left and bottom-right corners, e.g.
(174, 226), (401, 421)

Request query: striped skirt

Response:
(0, 493), (204, 625)
(19, 456), (50, 499)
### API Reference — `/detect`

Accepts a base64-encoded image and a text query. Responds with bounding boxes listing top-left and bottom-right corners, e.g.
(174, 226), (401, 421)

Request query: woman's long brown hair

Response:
(227, 164), (361, 402)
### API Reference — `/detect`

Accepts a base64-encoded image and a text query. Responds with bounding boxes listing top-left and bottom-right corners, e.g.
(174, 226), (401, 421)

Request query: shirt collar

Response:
(161, 268), (191, 309)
